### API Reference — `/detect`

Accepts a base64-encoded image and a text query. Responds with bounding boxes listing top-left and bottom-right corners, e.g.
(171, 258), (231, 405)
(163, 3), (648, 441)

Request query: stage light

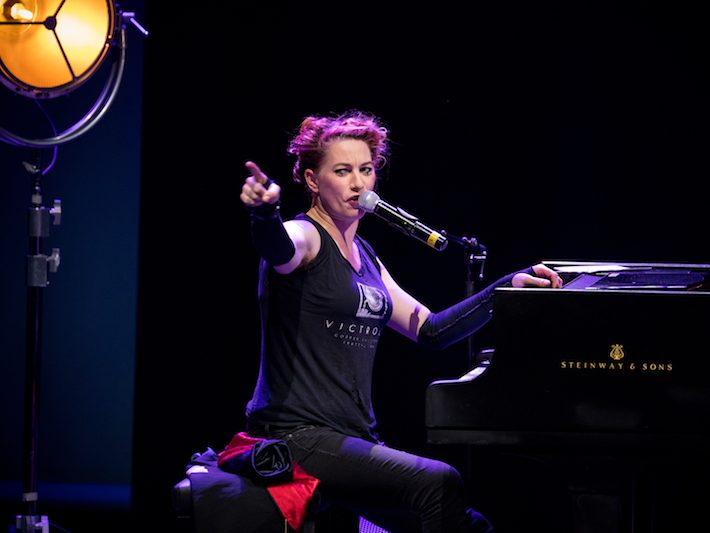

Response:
(0, 0), (116, 98)
(1, 3), (147, 532)
(0, 0), (148, 146)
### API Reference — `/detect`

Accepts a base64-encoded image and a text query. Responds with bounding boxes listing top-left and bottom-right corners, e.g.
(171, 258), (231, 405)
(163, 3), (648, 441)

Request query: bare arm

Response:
(378, 259), (432, 342)
(240, 161), (320, 274)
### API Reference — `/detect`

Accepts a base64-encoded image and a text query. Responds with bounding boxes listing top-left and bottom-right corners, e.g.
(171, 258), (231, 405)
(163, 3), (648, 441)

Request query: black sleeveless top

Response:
(246, 214), (393, 441)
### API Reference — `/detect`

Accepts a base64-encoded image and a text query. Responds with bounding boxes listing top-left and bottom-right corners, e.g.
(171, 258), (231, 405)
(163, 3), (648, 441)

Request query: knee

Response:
(435, 461), (465, 494)
(416, 460), (465, 502)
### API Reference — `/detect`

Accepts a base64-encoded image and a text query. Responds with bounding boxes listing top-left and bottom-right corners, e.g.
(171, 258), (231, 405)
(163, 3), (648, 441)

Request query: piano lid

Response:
(547, 260), (710, 292)
(425, 261), (710, 449)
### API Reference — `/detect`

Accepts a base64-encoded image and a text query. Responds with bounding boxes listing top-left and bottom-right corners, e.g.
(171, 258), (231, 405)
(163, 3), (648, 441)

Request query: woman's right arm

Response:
(240, 161), (318, 274)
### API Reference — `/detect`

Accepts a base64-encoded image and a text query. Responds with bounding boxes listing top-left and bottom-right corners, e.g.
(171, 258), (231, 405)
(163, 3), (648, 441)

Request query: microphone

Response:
(358, 190), (448, 251)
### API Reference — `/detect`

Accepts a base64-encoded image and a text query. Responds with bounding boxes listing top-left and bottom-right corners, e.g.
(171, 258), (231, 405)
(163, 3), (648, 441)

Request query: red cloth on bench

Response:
(218, 431), (320, 533)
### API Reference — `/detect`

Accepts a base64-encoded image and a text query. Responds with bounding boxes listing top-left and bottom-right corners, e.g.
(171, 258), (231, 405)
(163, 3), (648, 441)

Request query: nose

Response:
(350, 170), (367, 190)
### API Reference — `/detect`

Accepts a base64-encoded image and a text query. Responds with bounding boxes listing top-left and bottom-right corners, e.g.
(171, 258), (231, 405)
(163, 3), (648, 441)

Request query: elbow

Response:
(416, 305), (494, 351)
(416, 317), (455, 351)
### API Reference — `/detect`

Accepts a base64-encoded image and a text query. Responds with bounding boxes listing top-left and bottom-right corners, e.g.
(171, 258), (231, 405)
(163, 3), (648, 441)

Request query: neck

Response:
(307, 204), (358, 245)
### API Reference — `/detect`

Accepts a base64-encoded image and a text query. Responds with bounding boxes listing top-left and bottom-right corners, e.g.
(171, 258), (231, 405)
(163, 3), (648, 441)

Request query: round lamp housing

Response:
(0, 0), (116, 98)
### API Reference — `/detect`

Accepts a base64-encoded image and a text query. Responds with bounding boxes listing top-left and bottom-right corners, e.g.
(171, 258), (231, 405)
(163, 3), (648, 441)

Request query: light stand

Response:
(0, 3), (147, 531)
(16, 152), (61, 533)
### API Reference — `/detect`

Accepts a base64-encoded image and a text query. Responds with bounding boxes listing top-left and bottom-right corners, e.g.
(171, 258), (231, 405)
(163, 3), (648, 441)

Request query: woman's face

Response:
(306, 138), (376, 222)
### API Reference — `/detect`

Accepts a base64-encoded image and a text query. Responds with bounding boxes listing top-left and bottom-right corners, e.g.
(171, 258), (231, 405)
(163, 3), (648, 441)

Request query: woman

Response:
(238, 110), (562, 532)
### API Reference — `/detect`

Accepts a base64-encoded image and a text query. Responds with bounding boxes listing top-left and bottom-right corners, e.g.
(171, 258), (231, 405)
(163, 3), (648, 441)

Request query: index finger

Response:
(245, 161), (270, 185)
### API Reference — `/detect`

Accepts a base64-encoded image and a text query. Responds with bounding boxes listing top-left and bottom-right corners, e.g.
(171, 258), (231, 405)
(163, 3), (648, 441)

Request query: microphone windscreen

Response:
(358, 190), (379, 213)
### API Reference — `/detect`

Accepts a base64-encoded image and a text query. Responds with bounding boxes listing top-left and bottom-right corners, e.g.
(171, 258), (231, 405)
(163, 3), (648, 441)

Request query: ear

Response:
(304, 169), (318, 194)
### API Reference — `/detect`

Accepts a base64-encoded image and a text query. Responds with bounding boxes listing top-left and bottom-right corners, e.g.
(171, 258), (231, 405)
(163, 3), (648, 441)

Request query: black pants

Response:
(252, 425), (494, 533)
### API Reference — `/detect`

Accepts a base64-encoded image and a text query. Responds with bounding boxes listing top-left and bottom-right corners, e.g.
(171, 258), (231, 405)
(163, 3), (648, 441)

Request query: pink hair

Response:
(287, 110), (389, 185)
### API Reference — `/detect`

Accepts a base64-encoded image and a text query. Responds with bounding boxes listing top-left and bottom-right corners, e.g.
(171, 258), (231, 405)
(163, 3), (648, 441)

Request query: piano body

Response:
(425, 261), (710, 532)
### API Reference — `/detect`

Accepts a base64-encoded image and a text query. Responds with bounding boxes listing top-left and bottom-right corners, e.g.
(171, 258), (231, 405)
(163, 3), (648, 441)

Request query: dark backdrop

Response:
(2, 0), (708, 532)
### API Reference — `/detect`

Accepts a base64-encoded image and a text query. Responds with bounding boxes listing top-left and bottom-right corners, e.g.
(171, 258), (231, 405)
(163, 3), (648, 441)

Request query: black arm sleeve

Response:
(248, 203), (296, 267)
(416, 267), (535, 350)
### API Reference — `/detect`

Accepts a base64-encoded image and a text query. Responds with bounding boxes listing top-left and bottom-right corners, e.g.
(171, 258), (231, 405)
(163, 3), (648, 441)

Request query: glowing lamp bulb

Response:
(10, 2), (33, 21)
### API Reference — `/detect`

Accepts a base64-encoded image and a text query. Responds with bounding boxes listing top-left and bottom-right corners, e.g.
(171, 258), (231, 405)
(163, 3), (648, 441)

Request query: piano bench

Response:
(172, 475), (391, 533)
(171, 474), (321, 533)
(172, 477), (194, 532)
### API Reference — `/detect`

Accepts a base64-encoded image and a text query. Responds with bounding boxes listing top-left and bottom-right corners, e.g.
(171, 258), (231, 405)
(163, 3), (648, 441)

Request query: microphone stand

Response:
(444, 232), (487, 368)
(16, 151), (61, 533)
(443, 231), (487, 486)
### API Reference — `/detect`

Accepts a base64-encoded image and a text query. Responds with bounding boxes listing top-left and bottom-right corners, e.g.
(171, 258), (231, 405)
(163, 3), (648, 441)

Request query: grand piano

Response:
(425, 261), (710, 532)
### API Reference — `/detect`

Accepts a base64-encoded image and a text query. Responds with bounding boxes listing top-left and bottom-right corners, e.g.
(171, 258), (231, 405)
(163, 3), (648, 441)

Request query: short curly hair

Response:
(287, 110), (389, 185)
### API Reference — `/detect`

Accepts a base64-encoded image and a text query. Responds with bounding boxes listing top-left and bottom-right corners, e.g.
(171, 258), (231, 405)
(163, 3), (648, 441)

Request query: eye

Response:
(334, 168), (350, 177)
(361, 166), (373, 175)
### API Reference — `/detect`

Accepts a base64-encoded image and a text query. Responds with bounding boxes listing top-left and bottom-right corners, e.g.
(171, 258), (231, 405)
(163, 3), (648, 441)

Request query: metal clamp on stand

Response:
(27, 175), (61, 288)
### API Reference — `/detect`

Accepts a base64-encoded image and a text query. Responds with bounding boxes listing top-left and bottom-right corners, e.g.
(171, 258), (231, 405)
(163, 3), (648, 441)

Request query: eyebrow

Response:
(333, 161), (374, 167)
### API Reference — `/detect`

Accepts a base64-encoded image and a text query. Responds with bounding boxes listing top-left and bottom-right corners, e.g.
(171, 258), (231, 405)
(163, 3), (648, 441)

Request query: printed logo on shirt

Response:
(355, 282), (389, 319)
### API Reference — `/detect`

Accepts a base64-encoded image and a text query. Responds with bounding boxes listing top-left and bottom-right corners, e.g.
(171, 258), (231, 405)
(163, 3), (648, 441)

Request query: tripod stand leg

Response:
(15, 514), (49, 533)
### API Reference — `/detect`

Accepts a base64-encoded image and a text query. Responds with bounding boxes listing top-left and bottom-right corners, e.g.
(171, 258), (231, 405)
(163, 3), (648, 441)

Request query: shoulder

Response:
(284, 214), (321, 245)
(274, 215), (322, 273)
